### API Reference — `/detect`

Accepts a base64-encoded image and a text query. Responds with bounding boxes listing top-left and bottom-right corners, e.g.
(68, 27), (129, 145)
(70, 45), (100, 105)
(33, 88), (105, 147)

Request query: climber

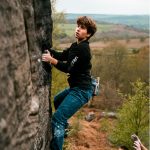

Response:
(42, 16), (97, 150)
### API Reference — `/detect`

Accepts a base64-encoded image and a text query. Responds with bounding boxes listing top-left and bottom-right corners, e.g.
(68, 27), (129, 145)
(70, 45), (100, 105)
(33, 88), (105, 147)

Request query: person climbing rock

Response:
(42, 16), (97, 150)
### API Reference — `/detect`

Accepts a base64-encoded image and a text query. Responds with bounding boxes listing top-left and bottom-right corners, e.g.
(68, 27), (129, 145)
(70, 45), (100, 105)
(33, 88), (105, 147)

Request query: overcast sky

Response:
(56, 0), (149, 15)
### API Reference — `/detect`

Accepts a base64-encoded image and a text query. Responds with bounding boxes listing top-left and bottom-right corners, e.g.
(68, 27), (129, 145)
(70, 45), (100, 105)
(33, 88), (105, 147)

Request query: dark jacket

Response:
(50, 40), (92, 89)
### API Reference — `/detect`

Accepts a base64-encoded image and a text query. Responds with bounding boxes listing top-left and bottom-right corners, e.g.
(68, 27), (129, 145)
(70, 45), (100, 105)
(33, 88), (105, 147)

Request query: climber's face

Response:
(75, 24), (91, 42)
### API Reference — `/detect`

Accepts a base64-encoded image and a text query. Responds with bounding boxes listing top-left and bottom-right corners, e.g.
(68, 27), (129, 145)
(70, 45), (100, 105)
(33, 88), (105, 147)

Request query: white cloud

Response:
(56, 0), (149, 15)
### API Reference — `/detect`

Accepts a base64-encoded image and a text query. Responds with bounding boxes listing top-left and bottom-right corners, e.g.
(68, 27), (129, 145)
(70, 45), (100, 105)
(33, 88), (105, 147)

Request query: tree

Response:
(109, 80), (149, 149)
(51, 0), (66, 48)
(101, 41), (128, 89)
(123, 46), (149, 93)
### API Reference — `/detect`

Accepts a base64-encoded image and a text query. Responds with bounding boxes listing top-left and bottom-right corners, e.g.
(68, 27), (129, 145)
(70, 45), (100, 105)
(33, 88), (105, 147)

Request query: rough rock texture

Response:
(0, 0), (52, 149)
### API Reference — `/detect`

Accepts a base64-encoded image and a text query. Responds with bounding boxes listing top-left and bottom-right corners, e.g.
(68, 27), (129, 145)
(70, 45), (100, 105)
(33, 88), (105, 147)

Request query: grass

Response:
(58, 24), (76, 36)
(51, 68), (68, 112)
(58, 23), (114, 36)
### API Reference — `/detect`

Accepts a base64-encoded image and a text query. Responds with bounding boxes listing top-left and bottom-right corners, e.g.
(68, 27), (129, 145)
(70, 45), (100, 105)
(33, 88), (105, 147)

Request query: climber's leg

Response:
(50, 87), (93, 150)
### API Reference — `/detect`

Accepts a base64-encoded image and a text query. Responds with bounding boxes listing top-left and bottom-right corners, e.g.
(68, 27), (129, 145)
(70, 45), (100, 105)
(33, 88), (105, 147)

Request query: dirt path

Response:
(64, 107), (118, 150)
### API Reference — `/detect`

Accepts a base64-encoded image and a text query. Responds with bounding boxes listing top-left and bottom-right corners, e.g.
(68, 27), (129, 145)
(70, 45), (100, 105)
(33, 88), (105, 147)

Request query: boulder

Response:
(0, 0), (52, 149)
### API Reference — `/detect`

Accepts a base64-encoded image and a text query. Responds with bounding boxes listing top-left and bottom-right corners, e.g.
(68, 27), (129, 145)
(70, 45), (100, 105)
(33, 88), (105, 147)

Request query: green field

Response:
(58, 23), (114, 36)
(58, 24), (76, 36)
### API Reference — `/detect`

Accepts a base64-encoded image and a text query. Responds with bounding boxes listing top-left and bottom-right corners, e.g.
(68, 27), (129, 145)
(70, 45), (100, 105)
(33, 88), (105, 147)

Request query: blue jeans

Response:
(50, 87), (93, 150)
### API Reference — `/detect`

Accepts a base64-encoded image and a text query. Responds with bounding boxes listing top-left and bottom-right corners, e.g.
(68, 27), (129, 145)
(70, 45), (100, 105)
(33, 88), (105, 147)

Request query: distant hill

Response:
(65, 13), (149, 31)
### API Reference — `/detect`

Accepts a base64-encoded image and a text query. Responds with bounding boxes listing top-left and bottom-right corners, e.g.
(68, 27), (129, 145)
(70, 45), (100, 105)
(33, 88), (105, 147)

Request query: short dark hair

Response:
(120, 146), (128, 150)
(77, 16), (97, 39)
